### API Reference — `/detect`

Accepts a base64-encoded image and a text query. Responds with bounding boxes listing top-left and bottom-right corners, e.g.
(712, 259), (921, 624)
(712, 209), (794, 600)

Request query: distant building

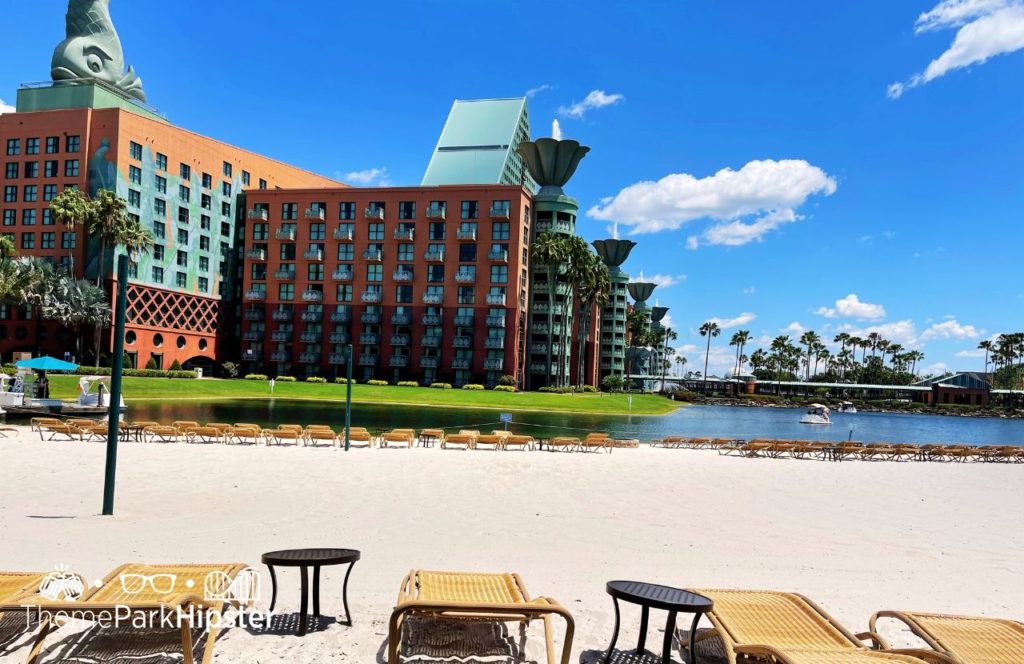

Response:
(421, 98), (534, 188)
(913, 372), (993, 406)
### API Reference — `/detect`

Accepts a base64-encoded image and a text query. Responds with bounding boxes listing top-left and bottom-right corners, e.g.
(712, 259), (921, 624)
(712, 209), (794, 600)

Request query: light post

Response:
(344, 343), (353, 451)
(102, 255), (128, 516)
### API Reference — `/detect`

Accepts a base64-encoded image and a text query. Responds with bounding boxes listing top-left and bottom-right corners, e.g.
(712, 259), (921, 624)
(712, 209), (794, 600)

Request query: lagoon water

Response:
(126, 401), (1024, 446)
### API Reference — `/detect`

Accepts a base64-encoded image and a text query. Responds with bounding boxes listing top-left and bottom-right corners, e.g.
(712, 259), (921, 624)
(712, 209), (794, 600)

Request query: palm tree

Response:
(675, 355), (687, 377)
(660, 328), (677, 389)
(867, 332), (883, 358)
(730, 330), (751, 377)
(531, 231), (568, 388)
(49, 188), (93, 273)
(571, 245), (610, 389)
(89, 189), (129, 286)
(978, 339), (994, 376)
(42, 274), (110, 361)
(699, 321), (721, 394)
(799, 331), (820, 380)
(770, 335), (791, 393)
(749, 348), (767, 375)
(0, 235), (16, 260)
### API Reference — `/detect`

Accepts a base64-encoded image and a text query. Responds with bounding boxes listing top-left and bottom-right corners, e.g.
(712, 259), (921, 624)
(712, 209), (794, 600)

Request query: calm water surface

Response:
(124, 401), (1024, 446)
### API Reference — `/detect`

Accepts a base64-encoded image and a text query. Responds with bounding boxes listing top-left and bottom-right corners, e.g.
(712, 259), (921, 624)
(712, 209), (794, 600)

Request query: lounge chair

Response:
(441, 433), (474, 450)
(579, 433), (612, 453)
(37, 423), (82, 442)
(187, 426), (229, 444)
(79, 425), (110, 443)
(652, 435), (687, 448)
(988, 446), (1024, 463)
(143, 425), (181, 444)
(388, 570), (574, 664)
(14, 563), (249, 664)
(305, 428), (338, 447)
(381, 431), (414, 449)
(859, 444), (897, 461)
(265, 428), (302, 446)
(344, 427), (374, 448)
(473, 434), (504, 450)
(418, 428), (445, 447)
(870, 610), (1024, 664)
(721, 439), (773, 457)
(685, 589), (954, 664)
(766, 440), (799, 458)
(172, 421), (201, 431)
(0, 426), (17, 439)
(29, 418), (62, 433)
(547, 437), (579, 452)
(226, 425), (262, 446)
(504, 434), (535, 451)
(66, 418), (99, 429)
(889, 444), (922, 462)
(610, 438), (640, 449)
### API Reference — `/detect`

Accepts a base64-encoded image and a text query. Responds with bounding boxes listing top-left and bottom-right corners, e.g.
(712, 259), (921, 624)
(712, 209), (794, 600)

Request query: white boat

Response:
(837, 401), (857, 414)
(800, 403), (832, 425)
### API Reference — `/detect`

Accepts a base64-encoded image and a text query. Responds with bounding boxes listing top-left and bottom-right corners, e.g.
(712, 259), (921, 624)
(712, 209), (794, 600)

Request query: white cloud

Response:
(646, 273), (687, 289)
(587, 159), (837, 245)
(815, 294), (887, 320)
(525, 84), (555, 98)
(919, 362), (951, 376)
(341, 167), (390, 186)
(551, 118), (563, 140)
(921, 318), (983, 340)
(708, 312), (757, 329)
(660, 313), (675, 330)
(558, 89), (625, 119)
(686, 236), (700, 250)
(783, 321), (807, 335)
(889, 0), (1024, 98)
(0, 99), (15, 114)
(956, 348), (986, 357)
(743, 286), (757, 295)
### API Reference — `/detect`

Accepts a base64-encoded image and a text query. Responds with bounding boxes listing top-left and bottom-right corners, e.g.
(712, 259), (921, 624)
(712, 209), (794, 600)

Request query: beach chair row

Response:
(2, 564), (1020, 664)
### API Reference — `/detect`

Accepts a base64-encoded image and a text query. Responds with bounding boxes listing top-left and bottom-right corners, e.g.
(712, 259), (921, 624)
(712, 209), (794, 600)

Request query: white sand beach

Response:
(1, 427), (1022, 663)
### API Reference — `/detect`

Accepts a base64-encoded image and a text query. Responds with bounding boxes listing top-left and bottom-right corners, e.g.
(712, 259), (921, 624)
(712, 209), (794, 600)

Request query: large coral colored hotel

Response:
(1, 2), (647, 389)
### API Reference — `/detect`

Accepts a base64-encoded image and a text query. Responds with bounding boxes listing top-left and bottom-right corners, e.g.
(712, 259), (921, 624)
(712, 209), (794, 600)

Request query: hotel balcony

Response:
(360, 333), (380, 345)
(422, 313), (442, 326)
(332, 270), (353, 281)
(299, 352), (320, 364)
(484, 358), (505, 371)
(244, 309), (265, 321)
(361, 291), (382, 304)
(451, 358), (471, 370)
(274, 269), (296, 280)
(304, 207), (325, 221)
(392, 270), (413, 282)
(420, 356), (439, 369)
(532, 323), (563, 335)
(422, 293), (443, 305)
(358, 354), (378, 366)
(244, 289), (266, 301)
(454, 271), (476, 283)
(485, 337), (505, 350)
(272, 309), (293, 322)
(532, 302), (551, 314)
(243, 330), (262, 341)
(530, 363), (556, 374)
(271, 351), (290, 362)
(424, 250), (444, 262)
(247, 208), (269, 221)
(535, 219), (573, 234)
(363, 249), (383, 262)
(303, 248), (324, 261)
(246, 248), (267, 261)
(486, 293), (507, 306)
(329, 332), (349, 344)
(456, 229), (477, 241)
(425, 205), (446, 220)
(364, 207), (384, 220)
(454, 315), (474, 326)
(390, 334), (410, 346)
(393, 228), (415, 241)
(389, 356), (409, 368)
(329, 353), (348, 365)
(334, 227), (354, 241)
(299, 331), (320, 343)
(330, 310), (352, 323)
(300, 311), (323, 323)
(489, 206), (511, 220)
(488, 250), (508, 263)
(271, 330), (291, 342)
(453, 336), (472, 349)
(301, 289), (323, 302)
(486, 315), (506, 328)
(421, 335), (441, 347)
(275, 228), (296, 241)
(391, 312), (411, 325)
(531, 343), (561, 355)
(361, 311), (381, 324)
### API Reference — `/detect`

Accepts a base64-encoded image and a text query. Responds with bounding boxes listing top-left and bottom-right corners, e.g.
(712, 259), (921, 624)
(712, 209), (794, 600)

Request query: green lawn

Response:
(45, 376), (681, 416)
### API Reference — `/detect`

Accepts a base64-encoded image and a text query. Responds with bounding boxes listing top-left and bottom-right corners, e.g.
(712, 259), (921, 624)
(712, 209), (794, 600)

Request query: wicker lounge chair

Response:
(473, 434), (504, 450)
(381, 431), (415, 449)
(226, 425), (262, 445)
(388, 570), (574, 664)
(441, 433), (474, 450)
(79, 425), (110, 443)
(37, 423), (82, 442)
(989, 446), (1024, 463)
(29, 418), (62, 433)
(859, 444), (898, 461)
(504, 434), (535, 451)
(172, 421), (201, 431)
(611, 438), (640, 448)
(266, 428), (302, 446)
(579, 433), (612, 453)
(143, 425), (181, 444)
(305, 428), (338, 447)
(651, 435), (687, 448)
(684, 589), (953, 664)
(186, 426), (228, 444)
(344, 427), (374, 448)
(870, 610), (1024, 664)
(14, 563), (248, 664)
(721, 439), (773, 457)
(547, 437), (579, 452)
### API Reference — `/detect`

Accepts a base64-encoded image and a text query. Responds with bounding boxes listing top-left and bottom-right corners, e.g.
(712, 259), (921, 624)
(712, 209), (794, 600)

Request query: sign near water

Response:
(500, 413), (513, 423)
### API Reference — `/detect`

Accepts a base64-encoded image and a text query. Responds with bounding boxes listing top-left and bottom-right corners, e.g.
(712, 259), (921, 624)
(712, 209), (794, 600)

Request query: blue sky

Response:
(2, 1), (1021, 376)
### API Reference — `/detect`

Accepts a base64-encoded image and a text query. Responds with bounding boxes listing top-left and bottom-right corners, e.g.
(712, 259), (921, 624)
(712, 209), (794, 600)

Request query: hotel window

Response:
(126, 261), (138, 278)
(129, 141), (142, 160)
(152, 267), (164, 283)
(282, 203), (298, 220)
(45, 137), (59, 154)
(180, 164), (191, 180)
(396, 285), (413, 303)
(200, 215), (211, 230)
(156, 153), (168, 171)
(398, 201), (416, 220)
(153, 198), (165, 216)
(427, 265), (444, 283)
(61, 232), (76, 249)
(367, 201), (385, 216)
(279, 283), (294, 300)
(367, 223), (384, 241)
(242, 170), (251, 186)
(200, 193), (211, 210)
(202, 173), (212, 189)
(252, 223), (268, 240)
(3, 210), (14, 225)
(223, 161), (232, 177)
(42, 209), (53, 225)
(66, 136), (80, 153)
(310, 223), (326, 241)
(337, 222), (354, 239)
(492, 221), (510, 240)
(177, 251), (188, 267)
(176, 272), (187, 288)
(43, 184), (57, 202)
(221, 201), (231, 217)
(155, 175), (167, 193)
(177, 228), (188, 244)
(22, 209), (36, 226)
(459, 244), (477, 262)
(337, 284), (353, 302)
(222, 182), (232, 197)
(21, 232), (34, 249)
(5, 163), (17, 179)
(397, 244), (414, 261)
(198, 277), (209, 292)
(4, 186), (16, 203)
(279, 244), (296, 260)
(251, 263), (266, 280)
(490, 265), (508, 284)
(179, 185), (190, 202)
(461, 200), (479, 219)
(23, 185), (38, 202)
(200, 236), (210, 251)
(308, 264), (324, 281)
(44, 161), (58, 177)
(153, 245), (165, 260)
(41, 232), (55, 249)
(153, 222), (166, 239)
(199, 256), (210, 271)
(6, 139), (20, 156)
(64, 160), (79, 177)
(428, 222), (445, 241)
(366, 264), (383, 282)
(337, 244), (354, 261)
(458, 286), (475, 305)
(26, 138), (40, 155)
(177, 207), (189, 224)
(259, 178), (267, 190)
(24, 162), (39, 178)
(338, 202), (356, 220)
(129, 165), (142, 184)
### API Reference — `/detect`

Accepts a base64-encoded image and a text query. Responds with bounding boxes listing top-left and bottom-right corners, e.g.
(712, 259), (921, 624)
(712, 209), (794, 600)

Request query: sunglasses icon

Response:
(119, 573), (177, 595)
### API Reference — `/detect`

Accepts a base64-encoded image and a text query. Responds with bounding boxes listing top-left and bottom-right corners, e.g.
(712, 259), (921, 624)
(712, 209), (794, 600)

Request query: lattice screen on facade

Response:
(126, 285), (219, 333)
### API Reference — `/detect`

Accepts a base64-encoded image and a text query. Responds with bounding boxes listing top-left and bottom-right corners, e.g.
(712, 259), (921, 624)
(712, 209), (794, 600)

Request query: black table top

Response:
(606, 581), (713, 612)
(262, 548), (361, 566)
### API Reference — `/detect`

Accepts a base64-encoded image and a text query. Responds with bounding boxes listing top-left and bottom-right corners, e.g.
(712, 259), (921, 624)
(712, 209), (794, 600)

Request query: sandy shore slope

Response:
(0, 427), (1021, 662)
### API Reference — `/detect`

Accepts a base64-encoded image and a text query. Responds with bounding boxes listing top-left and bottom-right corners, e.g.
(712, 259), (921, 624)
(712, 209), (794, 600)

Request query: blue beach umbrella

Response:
(15, 356), (80, 372)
